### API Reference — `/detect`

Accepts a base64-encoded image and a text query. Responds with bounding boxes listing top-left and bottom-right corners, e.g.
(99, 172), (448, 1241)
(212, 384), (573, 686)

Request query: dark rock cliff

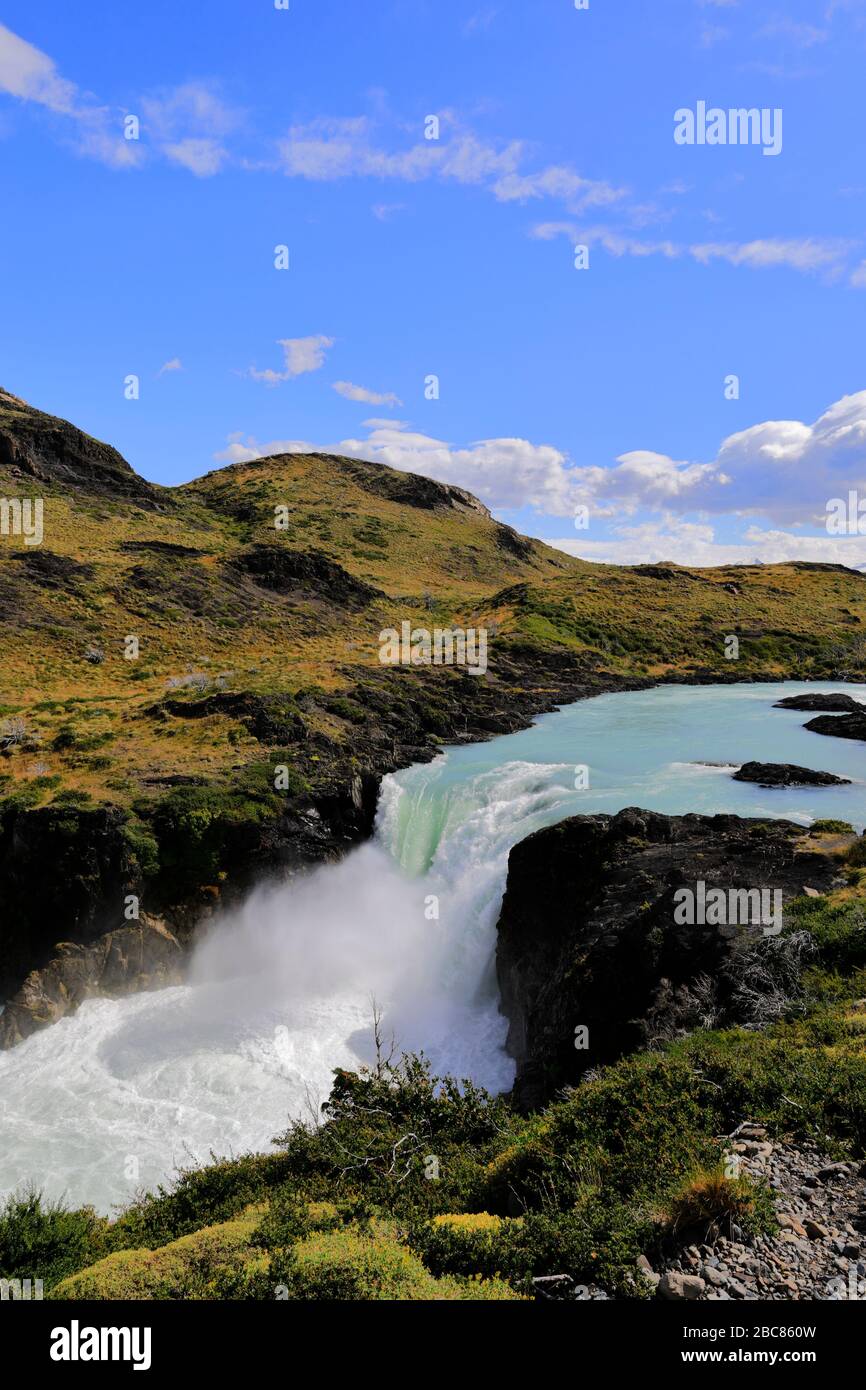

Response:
(495, 808), (842, 1110)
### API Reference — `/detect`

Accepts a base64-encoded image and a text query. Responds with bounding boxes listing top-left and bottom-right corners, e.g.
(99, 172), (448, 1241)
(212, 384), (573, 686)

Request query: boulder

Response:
(732, 761), (850, 787)
(774, 693), (863, 713)
(659, 1272), (705, 1300)
(804, 713), (866, 743)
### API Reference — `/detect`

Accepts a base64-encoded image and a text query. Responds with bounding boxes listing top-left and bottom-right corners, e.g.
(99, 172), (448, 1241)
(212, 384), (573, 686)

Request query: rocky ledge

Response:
(0, 917), (183, 1047)
(495, 808), (844, 1110)
(732, 761), (851, 787)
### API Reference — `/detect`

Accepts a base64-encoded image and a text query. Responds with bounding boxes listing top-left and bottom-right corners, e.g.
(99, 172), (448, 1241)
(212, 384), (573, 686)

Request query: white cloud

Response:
(551, 519), (866, 569)
(492, 166), (625, 211)
(163, 137), (228, 176)
(531, 221), (857, 280)
(0, 22), (140, 168)
(141, 82), (241, 175)
(141, 82), (241, 141)
(0, 37), (243, 174)
(214, 390), (866, 534)
(214, 432), (314, 464)
(246, 335), (334, 385)
(332, 380), (402, 407)
(0, 23), (77, 113)
(157, 357), (183, 375)
(851, 260), (866, 287)
(277, 114), (624, 214)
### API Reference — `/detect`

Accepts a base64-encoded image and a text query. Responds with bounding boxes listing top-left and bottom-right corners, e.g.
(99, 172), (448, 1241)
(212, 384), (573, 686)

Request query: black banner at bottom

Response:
(3, 1297), (860, 1375)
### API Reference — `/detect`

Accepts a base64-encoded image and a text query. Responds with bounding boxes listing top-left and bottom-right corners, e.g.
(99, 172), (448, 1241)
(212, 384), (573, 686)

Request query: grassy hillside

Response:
(1, 387), (864, 815)
(0, 388), (577, 808)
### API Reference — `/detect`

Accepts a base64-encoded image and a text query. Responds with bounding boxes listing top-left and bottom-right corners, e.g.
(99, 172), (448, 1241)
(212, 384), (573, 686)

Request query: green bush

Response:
(53, 1215), (264, 1300)
(142, 784), (282, 894)
(0, 1190), (108, 1292)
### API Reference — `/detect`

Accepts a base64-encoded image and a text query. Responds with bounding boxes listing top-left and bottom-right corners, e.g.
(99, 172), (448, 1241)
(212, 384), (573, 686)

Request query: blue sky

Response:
(2, 0), (866, 566)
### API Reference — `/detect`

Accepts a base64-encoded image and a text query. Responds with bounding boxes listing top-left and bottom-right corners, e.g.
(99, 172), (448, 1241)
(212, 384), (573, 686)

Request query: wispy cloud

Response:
(463, 9), (497, 36)
(758, 17), (830, 47)
(699, 24), (730, 47)
(0, 22), (140, 168)
(371, 201), (407, 221)
(531, 221), (858, 280)
(332, 380), (402, 407)
(277, 113), (626, 215)
(141, 81), (242, 176)
(157, 357), (183, 376)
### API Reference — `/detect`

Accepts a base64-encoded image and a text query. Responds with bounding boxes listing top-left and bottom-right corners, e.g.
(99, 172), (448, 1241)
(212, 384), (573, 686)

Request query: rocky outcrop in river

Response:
(775, 693), (864, 713)
(732, 761), (850, 787)
(805, 712), (866, 743)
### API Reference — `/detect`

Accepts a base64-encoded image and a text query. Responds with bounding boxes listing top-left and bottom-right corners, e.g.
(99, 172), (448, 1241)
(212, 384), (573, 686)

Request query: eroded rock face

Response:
(495, 808), (841, 1110)
(0, 387), (160, 506)
(228, 544), (385, 609)
(0, 916), (183, 1046)
(732, 761), (850, 787)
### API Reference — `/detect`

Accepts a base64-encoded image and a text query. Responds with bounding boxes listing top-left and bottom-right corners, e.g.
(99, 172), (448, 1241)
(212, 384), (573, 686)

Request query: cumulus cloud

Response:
(551, 519), (866, 569)
(141, 81), (241, 175)
(213, 391), (866, 530)
(214, 432), (314, 464)
(246, 335), (334, 385)
(332, 380), (402, 407)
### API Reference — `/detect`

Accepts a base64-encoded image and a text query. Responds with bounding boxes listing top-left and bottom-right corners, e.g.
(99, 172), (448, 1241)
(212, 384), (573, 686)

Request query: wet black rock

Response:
(805, 713), (866, 743)
(775, 693), (864, 713)
(733, 761), (851, 787)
